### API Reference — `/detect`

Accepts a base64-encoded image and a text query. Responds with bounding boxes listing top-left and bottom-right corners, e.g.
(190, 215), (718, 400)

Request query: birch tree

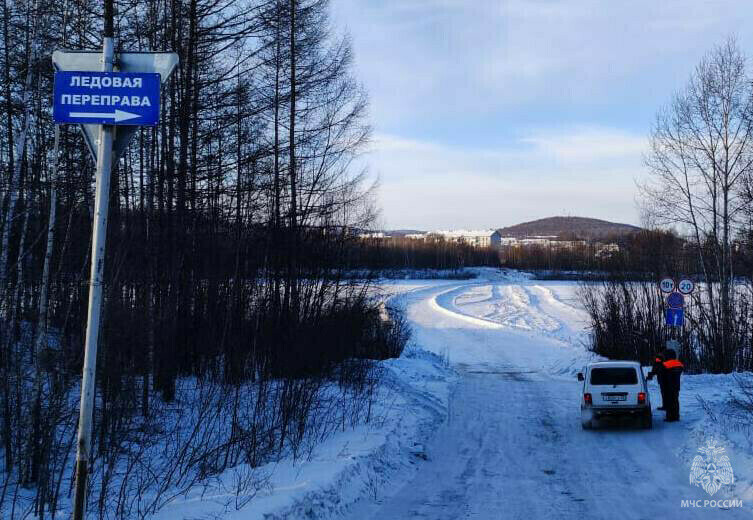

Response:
(641, 37), (753, 372)
(0, 0), (38, 285)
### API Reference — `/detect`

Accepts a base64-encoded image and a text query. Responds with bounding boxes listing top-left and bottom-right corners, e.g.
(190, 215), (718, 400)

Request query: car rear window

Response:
(590, 367), (638, 385)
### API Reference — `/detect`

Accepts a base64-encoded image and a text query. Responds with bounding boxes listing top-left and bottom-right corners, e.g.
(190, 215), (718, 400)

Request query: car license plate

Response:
(604, 395), (626, 402)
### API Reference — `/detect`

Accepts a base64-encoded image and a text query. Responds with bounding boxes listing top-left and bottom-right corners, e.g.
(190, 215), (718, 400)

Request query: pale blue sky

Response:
(329, 0), (753, 230)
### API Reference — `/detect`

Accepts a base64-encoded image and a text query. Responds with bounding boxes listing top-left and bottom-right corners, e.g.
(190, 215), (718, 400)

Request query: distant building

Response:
(358, 231), (390, 239)
(365, 229), (508, 248)
(499, 236), (588, 249)
(430, 229), (502, 248)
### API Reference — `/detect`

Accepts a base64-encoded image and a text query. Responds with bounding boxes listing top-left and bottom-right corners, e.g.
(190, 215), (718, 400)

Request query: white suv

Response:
(577, 361), (652, 430)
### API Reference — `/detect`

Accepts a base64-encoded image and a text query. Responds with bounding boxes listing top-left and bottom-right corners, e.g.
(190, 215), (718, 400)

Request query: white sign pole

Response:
(72, 19), (115, 520)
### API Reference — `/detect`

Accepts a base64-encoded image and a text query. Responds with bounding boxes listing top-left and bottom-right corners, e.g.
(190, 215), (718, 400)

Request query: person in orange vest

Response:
(647, 352), (667, 410)
(659, 349), (684, 422)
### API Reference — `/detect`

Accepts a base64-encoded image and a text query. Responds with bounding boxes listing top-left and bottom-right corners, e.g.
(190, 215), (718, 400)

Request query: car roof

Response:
(587, 361), (641, 369)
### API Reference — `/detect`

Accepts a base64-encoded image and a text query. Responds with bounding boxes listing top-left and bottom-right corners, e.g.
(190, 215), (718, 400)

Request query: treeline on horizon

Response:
(498, 229), (753, 279)
(347, 236), (499, 271)
(347, 228), (753, 280)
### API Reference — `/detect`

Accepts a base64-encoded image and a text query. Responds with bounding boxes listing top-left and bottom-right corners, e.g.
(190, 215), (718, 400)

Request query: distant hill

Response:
(497, 217), (640, 240)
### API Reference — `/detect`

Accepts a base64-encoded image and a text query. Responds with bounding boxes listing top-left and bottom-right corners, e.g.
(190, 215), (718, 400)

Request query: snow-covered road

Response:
(347, 277), (752, 519)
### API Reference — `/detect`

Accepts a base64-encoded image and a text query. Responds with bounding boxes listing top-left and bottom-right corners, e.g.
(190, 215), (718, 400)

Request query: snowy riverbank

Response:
(161, 270), (753, 518)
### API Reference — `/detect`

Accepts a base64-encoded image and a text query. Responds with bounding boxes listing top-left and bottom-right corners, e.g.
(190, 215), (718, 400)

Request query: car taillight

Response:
(584, 393), (592, 404)
(638, 392), (646, 404)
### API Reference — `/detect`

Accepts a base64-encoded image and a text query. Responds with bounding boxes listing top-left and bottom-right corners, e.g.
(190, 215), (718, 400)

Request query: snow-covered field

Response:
(164, 269), (753, 518)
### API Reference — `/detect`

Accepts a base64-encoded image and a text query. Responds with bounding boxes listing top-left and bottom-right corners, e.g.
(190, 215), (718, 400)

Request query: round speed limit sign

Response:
(659, 278), (675, 293)
(678, 279), (695, 295)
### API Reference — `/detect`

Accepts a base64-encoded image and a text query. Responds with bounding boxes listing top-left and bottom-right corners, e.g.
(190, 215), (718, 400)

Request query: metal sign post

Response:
(61, 3), (178, 518)
(72, 33), (114, 520)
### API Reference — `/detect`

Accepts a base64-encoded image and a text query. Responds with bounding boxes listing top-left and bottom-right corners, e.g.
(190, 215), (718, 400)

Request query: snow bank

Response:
(152, 285), (457, 520)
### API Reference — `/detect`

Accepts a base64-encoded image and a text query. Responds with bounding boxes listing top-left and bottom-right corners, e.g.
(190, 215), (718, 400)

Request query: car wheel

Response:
(581, 419), (592, 430)
(640, 411), (652, 430)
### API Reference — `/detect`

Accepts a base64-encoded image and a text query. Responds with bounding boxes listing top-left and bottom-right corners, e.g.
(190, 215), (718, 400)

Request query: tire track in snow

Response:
(437, 282), (577, 342)
(431, 284), (504, 330)
(523, 284), (590, 345)
(344, 279), (746, 520)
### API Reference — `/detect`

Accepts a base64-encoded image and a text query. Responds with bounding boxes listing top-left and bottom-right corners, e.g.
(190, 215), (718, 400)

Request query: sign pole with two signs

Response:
(659, 277), (695, 343)
(55, 9), (178, 518)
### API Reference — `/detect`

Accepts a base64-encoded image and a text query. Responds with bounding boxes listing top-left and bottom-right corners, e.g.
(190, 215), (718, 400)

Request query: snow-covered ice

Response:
(163, 269), (753, 518)
(346, 273), (753, 519)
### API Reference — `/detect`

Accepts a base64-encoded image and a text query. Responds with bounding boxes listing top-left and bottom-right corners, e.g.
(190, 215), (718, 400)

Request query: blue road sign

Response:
(53, 71), (161, 125)
(666, 292), (684, 309)
(666, 308), (684, 327)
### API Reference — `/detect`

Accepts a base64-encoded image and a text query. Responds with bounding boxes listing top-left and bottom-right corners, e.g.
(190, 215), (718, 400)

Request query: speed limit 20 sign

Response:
(678, 279), (695, 294)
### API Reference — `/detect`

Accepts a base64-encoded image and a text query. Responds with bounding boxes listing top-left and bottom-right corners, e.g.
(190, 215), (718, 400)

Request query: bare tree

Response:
(0, 0), (395, 517)
(641, 37), (753, 371)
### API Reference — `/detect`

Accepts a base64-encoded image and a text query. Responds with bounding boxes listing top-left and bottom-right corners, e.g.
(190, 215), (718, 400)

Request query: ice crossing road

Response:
(345, 280), (749, 520)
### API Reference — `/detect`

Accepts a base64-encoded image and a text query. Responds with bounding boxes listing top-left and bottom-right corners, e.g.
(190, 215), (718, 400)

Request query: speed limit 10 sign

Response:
(659, 278), (675, 293)
(678, 279), (695, 294)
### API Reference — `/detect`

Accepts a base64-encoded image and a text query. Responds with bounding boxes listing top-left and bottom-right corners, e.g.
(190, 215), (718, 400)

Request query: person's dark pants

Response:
(665, 391), (680, 421)
(658, 378), (667, 409)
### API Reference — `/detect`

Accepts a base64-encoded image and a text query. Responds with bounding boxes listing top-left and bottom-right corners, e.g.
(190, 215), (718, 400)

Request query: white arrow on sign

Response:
(69, 110), (140, 122)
